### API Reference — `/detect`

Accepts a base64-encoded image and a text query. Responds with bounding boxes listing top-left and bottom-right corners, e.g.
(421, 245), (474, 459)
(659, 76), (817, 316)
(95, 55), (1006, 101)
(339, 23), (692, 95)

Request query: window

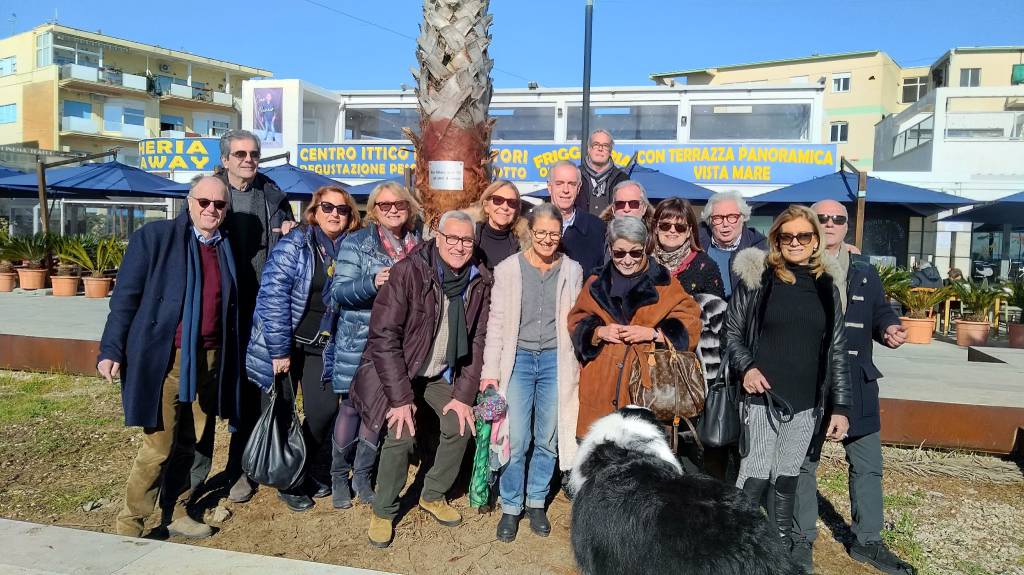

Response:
(690, 103), (811, 141)
(160, 114), (185, 132)
(345, 108), (419, 140)
(832, 72), (851, 93)
(209, 120), (230, 136)
(0, 104), (15, 124)
(0, 57), (15, 77)
(566, 104), (677, 140)
(829, 121), (848, 143)
(489, 106), (555, 140)
(35, 32), (53, 68)
(104, 103), (145, 132)
(959, 68), (981, 87)
(63, 100), (91, 119)
(902, 76), (928, 103)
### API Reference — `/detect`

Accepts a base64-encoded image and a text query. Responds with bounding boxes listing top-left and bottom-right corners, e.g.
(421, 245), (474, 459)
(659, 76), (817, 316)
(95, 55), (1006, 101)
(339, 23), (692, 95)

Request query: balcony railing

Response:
(61, 116), (98, 134)
(160, 130), (187, 138)
(60, 64), (147, 91)
(158, 83), (233, 106)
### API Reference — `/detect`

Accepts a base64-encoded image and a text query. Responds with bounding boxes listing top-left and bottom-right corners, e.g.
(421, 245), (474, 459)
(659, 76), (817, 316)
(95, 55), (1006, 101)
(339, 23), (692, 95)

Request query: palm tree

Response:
(405, 0), (495, 228)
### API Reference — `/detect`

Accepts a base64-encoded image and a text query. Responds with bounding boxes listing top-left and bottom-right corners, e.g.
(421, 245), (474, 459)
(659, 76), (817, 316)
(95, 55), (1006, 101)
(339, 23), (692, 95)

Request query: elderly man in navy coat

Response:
(99, 175), (240, 539)
(790, 200), (913, 575)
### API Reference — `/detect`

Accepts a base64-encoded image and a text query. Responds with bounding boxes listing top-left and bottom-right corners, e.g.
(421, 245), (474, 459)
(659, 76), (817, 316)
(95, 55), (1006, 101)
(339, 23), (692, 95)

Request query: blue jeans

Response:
(499, 348), (559, 515)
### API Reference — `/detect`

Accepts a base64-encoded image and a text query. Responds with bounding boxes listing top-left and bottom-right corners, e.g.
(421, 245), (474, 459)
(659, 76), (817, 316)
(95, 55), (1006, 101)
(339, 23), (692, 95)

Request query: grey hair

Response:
(587, 129), (615, 150)
(547, 160), (581, 183)
(527, 202), (563, 228)
(189, 174), (229, 203)
(701, 190), (751, 223)
(612, 180), (647, 203)
(606, 215), (649, 248)
(438, 210), (475, 234)
(219, 129), (261, 160)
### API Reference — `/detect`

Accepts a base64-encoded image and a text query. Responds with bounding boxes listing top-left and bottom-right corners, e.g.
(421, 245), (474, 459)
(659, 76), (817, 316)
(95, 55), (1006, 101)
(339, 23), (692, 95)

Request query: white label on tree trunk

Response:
(428, 160), (464, 190)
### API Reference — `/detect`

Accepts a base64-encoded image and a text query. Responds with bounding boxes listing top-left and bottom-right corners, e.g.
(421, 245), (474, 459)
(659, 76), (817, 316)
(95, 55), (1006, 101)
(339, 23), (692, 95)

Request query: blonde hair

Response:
(767, 205), (827, 284)
(476, 180), (523, 228)
(365, 181), (421, 231)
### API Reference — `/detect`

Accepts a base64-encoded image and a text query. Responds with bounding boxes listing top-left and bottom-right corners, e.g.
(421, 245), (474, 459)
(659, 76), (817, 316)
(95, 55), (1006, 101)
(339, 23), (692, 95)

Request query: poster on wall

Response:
(253, 87), (283, 147)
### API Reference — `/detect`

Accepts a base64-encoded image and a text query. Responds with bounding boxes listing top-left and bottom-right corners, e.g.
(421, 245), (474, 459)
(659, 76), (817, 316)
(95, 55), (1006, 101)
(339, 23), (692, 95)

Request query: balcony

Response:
(160, 130), (187, 138)
(945, 111), (1024, 141)
(58, 64), (149, 96)
(60, 116), (97, 134)
(159, 84), (236, 110)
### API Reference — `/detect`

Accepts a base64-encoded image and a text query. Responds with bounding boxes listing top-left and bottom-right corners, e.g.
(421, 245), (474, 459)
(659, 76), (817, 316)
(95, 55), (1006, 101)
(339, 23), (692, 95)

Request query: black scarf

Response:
(581, 158), (615, 198)
(438, 247), (472, 371)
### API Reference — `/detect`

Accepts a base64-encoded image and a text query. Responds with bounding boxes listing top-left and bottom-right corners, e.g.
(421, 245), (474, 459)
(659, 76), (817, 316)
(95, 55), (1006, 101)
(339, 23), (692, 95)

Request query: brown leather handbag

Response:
(628, 337), (706, 422)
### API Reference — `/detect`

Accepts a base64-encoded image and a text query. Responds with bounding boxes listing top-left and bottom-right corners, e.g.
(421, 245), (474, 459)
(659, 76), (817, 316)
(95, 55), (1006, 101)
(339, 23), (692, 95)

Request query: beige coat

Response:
(481, 252), (584, 471)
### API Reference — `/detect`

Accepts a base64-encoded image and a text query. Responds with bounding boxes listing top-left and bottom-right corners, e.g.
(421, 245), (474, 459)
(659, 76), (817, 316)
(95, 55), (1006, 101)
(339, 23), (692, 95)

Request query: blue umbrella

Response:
(751, 171), (972, 215)
(626, 165), (714, 201)
(0, 161), (184, 198)
(939, 190), (1024, 228)
(0, 166), (22, 179)
(0, 164), (99, 197)
(345, 177), (404, 198)
(261, 164), (347, 197)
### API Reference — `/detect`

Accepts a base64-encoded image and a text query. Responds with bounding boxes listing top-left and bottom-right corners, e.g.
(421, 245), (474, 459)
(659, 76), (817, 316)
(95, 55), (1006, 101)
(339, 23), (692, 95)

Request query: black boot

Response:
(774, 476), (805, 569)
(496, 513), (520, 543)
(741, 477), (771, 511)
(330, 438), (354, 509)
(351, 440), (378, 504)
(526, 508), (551, 537)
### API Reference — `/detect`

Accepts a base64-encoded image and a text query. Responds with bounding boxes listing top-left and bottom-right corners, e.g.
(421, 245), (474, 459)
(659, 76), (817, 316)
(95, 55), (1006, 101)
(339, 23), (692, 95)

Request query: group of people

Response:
(98, 128), (914, 575)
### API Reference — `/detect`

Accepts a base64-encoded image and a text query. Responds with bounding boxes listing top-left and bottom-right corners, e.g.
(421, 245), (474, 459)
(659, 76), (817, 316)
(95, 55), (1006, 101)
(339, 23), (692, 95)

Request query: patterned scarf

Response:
(654, 244), (692, 275)
(378, 225), (419, 262)
(581, 157), (615, 198)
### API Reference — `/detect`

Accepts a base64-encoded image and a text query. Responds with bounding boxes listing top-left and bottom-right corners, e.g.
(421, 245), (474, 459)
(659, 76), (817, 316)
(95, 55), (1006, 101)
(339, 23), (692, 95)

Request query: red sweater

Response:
(175, 242), (223, 349)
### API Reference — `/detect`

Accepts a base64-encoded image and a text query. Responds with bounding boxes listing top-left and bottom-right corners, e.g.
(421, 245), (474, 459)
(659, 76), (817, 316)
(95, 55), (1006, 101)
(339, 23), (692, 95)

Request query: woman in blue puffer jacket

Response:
(246, 185), (361, 513)
(328, 181), (421, 509)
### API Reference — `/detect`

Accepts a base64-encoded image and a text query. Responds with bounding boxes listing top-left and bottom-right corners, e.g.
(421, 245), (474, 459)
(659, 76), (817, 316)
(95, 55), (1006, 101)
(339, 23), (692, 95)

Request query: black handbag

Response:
(242, 374), (307, 491)
(696, 354), (741, 448)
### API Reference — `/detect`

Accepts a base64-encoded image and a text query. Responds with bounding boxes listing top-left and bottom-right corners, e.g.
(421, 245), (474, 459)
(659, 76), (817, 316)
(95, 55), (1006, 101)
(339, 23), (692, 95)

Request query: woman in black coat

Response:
(724, 204), (851, 572)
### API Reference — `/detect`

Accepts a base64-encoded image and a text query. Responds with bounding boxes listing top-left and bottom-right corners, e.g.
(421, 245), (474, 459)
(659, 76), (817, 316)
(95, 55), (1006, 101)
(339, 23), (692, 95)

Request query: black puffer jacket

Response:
(724, 248), (851, 416)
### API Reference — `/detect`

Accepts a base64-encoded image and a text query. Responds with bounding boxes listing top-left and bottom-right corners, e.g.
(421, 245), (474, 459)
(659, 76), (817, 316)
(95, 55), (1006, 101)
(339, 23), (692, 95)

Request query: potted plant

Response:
(1003, 279), (1024, 349)
(51, 236), (82, 297)
(5, 234), (51, 290)
(877, 265), (911, 317)
(894, 285), (949, 344)
(59, 237), (120, 298)
(950, 279), (1002, 347)
(0, 231), (16, 292)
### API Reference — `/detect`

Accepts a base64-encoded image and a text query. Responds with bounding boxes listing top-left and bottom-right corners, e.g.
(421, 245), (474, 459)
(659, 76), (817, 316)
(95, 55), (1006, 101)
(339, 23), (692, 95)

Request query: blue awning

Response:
(260, 163), (347, 197)
(0, 161), (185, 198)
(751, 171), (973, 215)
(939, 190), (1024, 227)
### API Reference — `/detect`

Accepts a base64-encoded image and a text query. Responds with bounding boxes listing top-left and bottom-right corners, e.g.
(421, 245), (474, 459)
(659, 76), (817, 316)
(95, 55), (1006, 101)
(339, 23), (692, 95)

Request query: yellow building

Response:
(0, 23), (271, 167)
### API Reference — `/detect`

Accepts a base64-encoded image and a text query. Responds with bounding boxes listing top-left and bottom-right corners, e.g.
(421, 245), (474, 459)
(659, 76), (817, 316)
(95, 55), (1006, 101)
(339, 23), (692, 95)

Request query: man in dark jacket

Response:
(549, 160), (606, 277)
(577, 129), (629, 217)
(351, 210), (492, 549)
(793, 200), (913, 575)
(698, 191), (767, 298)
(216, 129), (296, 503)
(99, 175), (240, 539)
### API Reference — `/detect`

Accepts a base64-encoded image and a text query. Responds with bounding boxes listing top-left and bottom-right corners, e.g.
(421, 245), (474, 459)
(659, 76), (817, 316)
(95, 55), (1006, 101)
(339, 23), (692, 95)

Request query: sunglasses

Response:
(489, 195), (520, 210)
(614, 200), (642, 210)
(817, 214), (848, 225)
(376, 200), (409, 213)
(230, 150), (261, 160)
(611, 248), (645, 260)
(709, 214), (741, 225)
(778, 232), (816, 246)
(319, 201), (352, 216)
(657, 222), (688, 233)
(190, 196), (227, 211)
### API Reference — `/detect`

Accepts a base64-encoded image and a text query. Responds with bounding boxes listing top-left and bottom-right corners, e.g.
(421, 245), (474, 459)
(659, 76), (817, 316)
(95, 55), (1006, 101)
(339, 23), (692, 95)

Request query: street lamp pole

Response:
(580, 0), (594, 162)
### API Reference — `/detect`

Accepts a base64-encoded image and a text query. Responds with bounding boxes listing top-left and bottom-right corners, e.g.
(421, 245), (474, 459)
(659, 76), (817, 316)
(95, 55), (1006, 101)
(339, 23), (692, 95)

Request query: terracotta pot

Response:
(900, 316), (935, 344)
(15, 267), (48, 290)
(1008, 323), (1024, 349)
(83, 276), (113, 298)
(955, 319), (991, 348)
(50, 275), (80, 297)
(0, 272), (15, 292)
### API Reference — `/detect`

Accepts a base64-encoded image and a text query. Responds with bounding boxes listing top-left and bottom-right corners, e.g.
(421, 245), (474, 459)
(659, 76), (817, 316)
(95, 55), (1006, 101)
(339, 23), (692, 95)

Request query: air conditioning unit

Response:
(159, 63), (170, 73)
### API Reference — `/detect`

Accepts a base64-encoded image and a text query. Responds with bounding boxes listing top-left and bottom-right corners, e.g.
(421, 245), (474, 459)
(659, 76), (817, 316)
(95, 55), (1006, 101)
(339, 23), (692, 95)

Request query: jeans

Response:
(499, 348), (559, 516)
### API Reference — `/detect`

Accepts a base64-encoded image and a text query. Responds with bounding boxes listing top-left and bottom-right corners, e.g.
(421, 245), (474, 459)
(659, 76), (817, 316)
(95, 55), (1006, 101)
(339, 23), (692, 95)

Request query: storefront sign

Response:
(137, 138), (220, 171)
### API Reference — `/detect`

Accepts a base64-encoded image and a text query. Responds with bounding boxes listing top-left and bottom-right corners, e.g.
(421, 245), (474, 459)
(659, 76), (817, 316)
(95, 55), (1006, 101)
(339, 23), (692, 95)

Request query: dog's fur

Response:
(570, 407), (802, 575)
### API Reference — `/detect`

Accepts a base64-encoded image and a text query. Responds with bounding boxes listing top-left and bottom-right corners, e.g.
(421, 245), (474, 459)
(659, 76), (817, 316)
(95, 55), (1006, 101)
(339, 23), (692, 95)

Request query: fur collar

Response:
(590, 260), (672, 324)
(732, 247), (842, 290)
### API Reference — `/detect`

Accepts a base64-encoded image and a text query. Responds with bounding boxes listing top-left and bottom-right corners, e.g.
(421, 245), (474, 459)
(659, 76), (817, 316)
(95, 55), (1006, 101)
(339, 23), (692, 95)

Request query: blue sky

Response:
(5, 0), (1023, 89)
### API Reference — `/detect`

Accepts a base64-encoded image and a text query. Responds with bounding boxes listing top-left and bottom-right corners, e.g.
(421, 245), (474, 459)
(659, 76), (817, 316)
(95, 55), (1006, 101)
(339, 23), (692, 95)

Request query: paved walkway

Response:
(0, 518), (394, 575)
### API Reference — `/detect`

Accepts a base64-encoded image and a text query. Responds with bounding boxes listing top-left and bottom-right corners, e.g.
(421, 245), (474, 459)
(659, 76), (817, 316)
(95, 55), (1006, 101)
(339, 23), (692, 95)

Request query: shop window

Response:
(490, 106), (556, 140)
(345, 108), (419, 140)
(690, 103), (810, 141)
(566, 104), (677, 141)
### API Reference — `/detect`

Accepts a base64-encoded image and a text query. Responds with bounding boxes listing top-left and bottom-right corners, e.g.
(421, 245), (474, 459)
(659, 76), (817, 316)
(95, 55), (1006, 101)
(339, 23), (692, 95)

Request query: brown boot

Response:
(419, 497), (462, 527)
(368, 514), (394, 548)
(167, 516), (213, 539)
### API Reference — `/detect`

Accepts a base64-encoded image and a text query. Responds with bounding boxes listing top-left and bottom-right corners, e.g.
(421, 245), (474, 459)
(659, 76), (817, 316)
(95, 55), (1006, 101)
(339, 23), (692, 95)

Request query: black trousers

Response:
(290, 343), (340, 464)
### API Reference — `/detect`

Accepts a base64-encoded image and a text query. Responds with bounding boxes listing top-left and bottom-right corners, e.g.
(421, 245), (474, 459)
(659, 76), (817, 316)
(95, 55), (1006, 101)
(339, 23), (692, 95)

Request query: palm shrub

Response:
(58, 236), (122, 277)
(1006, 279), (1024, 324)
(3, 233), (51, 269)
(950, 279), (1003, 323)
(894, 285), (949, 319)
(877, 265), (912, 300)
(0, 229), (12, 273)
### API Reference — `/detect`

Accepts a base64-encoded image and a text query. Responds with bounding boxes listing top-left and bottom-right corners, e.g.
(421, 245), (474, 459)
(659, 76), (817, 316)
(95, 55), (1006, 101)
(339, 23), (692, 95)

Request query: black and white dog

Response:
(570, 407), (801, 575)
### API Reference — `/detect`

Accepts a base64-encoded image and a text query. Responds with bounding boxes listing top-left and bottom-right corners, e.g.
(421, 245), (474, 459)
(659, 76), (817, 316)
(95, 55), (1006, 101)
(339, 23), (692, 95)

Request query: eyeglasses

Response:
(590, 142), (612, 151)
(376, 200), (409, 213)
(611, 248), (645, 260)
(657, 222), (688, 234)
(189, 196), (227, 211)
(319, 201), (352, 216)
(489, 195), (520, 210)
(438, 231), (475, 248)
(817, 214), (848, 225)
(532, 230), (561, 241)
(778, 232), (816, 246)
(614, 200), (642, 210)
(709, 213), (741, 226)
(229, 150), (260, 160)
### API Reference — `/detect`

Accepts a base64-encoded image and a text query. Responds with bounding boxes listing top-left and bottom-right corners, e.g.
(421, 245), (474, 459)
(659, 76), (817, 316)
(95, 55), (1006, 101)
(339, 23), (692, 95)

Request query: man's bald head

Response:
(811, 199), (848, 217)
(811, 199), (849, 252)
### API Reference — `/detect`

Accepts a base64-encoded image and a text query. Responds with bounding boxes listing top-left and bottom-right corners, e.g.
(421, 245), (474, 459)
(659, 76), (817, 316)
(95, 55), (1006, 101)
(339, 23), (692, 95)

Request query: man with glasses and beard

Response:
(216, 129), (296, 504)
(100, 176), (241, 539)
(578, 129), (629, 217)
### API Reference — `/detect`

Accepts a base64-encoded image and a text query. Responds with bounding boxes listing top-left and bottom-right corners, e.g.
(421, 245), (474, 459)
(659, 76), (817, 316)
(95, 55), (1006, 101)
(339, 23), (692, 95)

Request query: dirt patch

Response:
(1, 370), (1022, 575)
